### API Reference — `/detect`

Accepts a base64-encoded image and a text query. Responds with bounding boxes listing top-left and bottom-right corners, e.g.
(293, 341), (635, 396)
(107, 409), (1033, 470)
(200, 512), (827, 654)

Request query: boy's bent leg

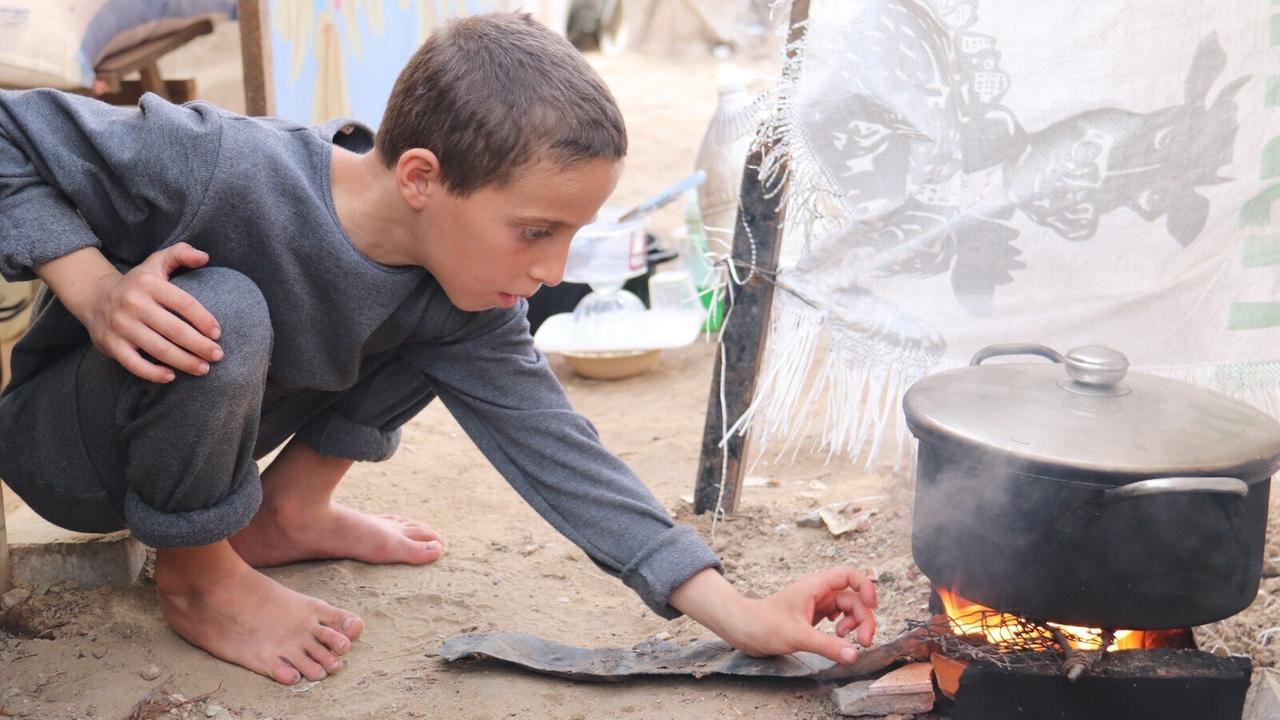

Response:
(91, 267), (364, 685)
(230, 437), (444, 567)
(232, 354), (444, 567)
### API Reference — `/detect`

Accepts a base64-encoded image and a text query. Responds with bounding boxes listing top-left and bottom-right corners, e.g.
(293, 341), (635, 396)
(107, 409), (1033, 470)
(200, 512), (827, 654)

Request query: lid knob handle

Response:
(1064, 345), (1129, 387)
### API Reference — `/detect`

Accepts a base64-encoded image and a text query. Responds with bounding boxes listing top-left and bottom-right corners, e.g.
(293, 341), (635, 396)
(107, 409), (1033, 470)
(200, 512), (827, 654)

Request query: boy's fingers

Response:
(130, 322), (209, 377)
(146, 300), (222, 362)
(798, 627), (860, 666)
(152, 242), (210, 275)
(835, 610), (876, 646)
(111, 343), (175, 384)
(857, 617), (877, 648)
(156, 280), (221, 341)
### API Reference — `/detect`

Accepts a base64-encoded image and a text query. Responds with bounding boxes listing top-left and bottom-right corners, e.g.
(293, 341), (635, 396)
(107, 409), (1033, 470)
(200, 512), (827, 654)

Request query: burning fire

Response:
(935, 587), (1181, 652)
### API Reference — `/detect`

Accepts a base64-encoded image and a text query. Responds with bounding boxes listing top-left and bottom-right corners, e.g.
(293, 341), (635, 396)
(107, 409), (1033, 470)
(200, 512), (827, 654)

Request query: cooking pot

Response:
(903, 343), (1280, 629)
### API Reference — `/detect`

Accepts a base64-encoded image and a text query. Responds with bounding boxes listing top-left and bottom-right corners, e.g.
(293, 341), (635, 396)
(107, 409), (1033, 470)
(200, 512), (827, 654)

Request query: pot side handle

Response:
(970, 343), (1066, 366)
(1102, 476), (1250, 505)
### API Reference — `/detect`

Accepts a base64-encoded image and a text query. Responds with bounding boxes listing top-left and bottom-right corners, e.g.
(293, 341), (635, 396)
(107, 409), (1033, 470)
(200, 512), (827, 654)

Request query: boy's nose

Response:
(528, 258), (565, 287)
(529, 243), (569, 287)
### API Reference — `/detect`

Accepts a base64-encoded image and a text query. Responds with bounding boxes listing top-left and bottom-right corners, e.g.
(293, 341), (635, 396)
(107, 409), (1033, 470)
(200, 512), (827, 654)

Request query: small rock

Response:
(1263, 558), (1279, 578)
(519, 544), (539, 556)
(142, 664), (162, 681)
(557, 596), (570, 603)
(1, 587), (32, 611)
(773, 523), (792, 536)
(205, 703), (224, 718)
(808, 480), (827, 490)
(821, 545), (839, 558)
(820, 507), (877, 537)
(795, 510), (823, 528)
(91, 646), (107, 659)
(652, 631), (673, 641)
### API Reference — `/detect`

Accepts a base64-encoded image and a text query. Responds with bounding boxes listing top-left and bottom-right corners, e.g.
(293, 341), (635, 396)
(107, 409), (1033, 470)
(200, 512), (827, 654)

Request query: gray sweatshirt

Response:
(0, 89), (720, 617)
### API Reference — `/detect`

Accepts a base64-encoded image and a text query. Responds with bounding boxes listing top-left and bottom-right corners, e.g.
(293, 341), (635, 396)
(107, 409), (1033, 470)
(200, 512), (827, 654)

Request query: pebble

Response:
(142, 664), (162, 681)
(1, 587), (31, 611)
(821, 545), (839, 558)
(773, 523), (791, 536)
(795, 510), (823, 528)
(205, 703), (224, 718)
(91, 646), (107, 659)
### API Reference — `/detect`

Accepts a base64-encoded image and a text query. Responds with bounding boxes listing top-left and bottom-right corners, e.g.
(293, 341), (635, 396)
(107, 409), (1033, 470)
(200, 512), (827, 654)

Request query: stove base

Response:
(949, 648), (1251, 720)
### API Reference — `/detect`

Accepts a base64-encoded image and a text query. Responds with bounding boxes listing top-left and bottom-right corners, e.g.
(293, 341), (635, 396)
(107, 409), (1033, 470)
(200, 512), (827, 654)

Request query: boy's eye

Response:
(521, 227), (553, 240)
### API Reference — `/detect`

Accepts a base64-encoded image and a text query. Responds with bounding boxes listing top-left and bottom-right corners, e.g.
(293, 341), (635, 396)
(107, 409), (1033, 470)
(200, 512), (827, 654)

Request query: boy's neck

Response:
(329, 146), (423, 268)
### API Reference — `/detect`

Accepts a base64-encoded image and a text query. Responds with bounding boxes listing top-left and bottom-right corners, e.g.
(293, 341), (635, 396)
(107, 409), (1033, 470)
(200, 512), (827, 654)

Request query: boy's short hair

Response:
(376, 12), (627, 196)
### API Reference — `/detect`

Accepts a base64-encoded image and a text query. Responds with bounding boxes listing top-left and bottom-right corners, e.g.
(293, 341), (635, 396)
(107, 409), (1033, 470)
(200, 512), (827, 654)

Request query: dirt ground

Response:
(3, 23), (1280, 720)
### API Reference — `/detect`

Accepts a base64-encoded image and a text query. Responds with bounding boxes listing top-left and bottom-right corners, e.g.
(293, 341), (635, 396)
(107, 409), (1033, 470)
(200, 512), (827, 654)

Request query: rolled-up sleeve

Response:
(402, 302), (721, 617)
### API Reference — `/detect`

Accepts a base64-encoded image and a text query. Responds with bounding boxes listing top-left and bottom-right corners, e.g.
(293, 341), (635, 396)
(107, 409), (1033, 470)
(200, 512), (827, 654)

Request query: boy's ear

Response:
(395, 149), (443, 210)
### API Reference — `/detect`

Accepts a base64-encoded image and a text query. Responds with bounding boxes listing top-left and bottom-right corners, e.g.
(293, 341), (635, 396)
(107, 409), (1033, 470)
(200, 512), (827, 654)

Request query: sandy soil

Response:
(3, 23), (1279, 720)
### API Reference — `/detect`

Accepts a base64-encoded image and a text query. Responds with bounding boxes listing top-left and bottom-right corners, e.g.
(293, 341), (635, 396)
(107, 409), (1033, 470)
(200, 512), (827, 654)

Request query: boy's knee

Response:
(169, 267), (272, 387)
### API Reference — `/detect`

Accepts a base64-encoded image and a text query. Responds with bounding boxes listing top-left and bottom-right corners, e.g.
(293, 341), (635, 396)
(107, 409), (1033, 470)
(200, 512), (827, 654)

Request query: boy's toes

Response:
(399, 536), (443, 564)
(404, 525), (443, 545)
(307, 641), (344, 674)
(289, 652), (329, 682)
(269, 657), (303, 686)
(323, 610), (364, 641)
(315, 625), (352, 656)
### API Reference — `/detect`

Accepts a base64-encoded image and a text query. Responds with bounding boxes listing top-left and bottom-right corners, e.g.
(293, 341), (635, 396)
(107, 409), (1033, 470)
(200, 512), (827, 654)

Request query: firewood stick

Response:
(819, 617), (942, 676)
(1051, 627), (1091, 682)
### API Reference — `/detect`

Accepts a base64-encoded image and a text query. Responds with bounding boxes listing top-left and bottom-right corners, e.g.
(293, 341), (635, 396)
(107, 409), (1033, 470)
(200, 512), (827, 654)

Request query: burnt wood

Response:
(693, 0), (810, 516)
(950, 649), (1251, 720)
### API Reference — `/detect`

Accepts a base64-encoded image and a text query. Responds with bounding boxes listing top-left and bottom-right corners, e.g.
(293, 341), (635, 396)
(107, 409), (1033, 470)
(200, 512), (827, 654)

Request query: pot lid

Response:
(902, 343), (1280, 480)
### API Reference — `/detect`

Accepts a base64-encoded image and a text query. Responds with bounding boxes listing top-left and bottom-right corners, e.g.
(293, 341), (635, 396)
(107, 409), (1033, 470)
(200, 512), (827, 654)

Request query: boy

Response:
(0, 13), (876, 685)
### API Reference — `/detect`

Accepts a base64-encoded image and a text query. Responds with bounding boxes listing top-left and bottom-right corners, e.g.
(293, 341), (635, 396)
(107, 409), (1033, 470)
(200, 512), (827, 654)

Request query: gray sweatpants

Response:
(0, 268), (435, 548)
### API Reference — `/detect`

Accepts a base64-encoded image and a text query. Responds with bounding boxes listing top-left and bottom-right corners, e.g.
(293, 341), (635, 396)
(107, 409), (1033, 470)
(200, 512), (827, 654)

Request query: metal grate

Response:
(906, 610), (1114, 672)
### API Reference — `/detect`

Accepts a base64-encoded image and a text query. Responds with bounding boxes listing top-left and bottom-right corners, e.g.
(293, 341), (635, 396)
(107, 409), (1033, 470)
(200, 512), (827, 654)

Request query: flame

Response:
(935, 587), (1178, 652)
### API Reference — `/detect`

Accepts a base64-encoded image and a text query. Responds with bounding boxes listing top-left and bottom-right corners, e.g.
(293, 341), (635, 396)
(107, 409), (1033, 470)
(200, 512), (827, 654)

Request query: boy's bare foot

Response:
(229, 501), (445, 568)
(154, 542), (364, 685)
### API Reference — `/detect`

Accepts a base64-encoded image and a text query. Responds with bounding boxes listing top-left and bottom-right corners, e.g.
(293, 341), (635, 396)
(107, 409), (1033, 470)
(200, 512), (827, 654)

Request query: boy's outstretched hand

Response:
(35, 243), (223, 383)
(670, 566), (878, 666)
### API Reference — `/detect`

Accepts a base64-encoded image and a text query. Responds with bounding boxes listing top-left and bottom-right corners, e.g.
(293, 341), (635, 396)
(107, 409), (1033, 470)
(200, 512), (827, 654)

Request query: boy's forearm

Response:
(34, 246), (121, 322)
(668, 567), (752, 644)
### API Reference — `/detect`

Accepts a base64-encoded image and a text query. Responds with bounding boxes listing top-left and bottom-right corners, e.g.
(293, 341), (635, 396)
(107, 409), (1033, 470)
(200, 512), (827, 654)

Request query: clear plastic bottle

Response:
(690, 71), (759, 332)
(693, 75), (758, 255)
